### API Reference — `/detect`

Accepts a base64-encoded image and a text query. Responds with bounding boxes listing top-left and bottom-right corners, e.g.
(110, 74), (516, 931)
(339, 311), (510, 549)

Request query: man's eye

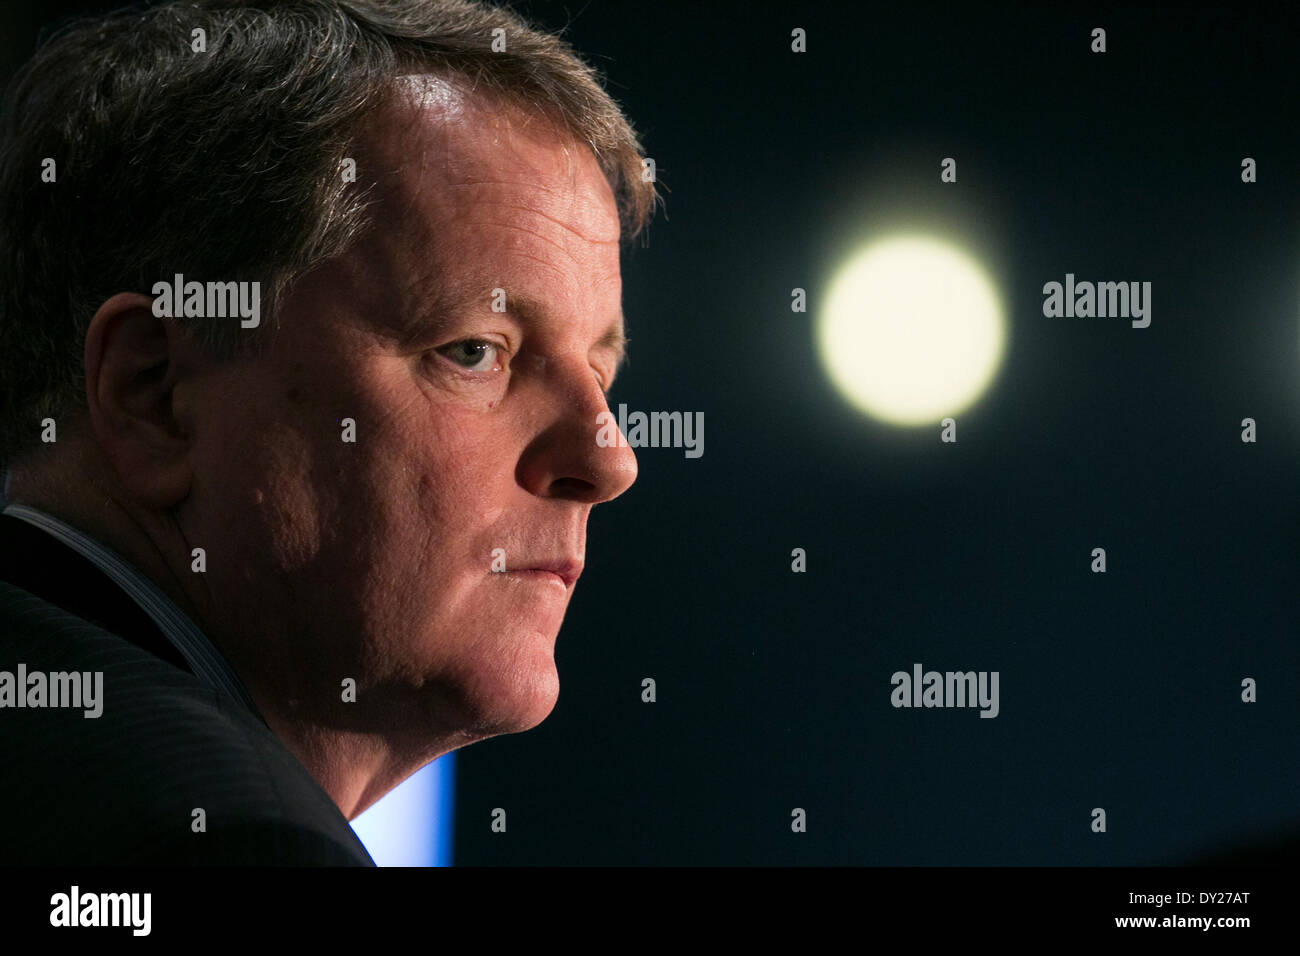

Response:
(437, 339), (501, 372)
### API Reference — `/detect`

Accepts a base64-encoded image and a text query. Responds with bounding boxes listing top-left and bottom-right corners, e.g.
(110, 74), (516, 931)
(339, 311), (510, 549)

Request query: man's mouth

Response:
(505, 569), (567, 590)
(502, 558), (583, 589)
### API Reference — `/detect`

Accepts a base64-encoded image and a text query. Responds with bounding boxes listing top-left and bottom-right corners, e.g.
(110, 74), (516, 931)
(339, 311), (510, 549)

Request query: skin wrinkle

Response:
(443, 191), (613, 242)
(462, 216), (598, 260)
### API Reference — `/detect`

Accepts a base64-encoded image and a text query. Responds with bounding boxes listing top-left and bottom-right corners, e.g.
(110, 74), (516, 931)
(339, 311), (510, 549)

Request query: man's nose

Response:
(516, 366), (638, 504)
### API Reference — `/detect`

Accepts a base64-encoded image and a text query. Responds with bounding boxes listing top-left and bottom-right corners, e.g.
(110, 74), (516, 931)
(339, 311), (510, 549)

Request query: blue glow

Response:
(349, 752), (455, 866)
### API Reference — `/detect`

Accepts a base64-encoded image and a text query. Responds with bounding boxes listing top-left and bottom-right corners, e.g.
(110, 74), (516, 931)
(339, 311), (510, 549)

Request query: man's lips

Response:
(502, 559), (583, 589)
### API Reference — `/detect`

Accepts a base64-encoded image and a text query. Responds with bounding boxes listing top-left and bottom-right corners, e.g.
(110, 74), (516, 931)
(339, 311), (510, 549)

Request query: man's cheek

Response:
(254, 451), (331, 572)
(411, 412), (509, 493)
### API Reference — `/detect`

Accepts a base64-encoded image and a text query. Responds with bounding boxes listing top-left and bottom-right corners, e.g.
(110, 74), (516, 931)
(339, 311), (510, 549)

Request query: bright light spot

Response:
(816, 235), (1005, 426)
(350, 752), (455, 866)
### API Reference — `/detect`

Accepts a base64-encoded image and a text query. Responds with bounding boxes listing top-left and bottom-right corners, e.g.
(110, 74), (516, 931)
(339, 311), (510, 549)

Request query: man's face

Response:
(177, 78), (637, 750)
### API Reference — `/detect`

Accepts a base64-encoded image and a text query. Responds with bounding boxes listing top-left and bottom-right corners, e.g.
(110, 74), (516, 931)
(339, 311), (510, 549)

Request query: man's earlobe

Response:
(83, 291), (197, 508)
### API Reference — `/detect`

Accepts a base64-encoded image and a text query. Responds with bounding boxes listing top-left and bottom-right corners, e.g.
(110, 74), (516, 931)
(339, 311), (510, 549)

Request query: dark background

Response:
(5, 1), (1297, 865)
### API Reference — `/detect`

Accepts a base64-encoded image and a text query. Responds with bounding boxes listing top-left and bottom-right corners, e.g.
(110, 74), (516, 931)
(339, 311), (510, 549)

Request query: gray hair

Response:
(0, 0), (658, 470)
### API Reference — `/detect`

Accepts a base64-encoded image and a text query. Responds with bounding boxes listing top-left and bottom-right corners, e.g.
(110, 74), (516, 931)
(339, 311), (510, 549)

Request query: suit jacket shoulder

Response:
(0, 577), (374, 866)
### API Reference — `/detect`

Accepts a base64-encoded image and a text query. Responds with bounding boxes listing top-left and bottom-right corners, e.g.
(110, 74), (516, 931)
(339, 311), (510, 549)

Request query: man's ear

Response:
(83, 291), (199, 509)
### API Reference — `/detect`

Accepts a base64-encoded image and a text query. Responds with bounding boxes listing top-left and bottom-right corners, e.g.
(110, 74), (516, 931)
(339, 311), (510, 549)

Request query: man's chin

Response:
(439, 654), (561, 739)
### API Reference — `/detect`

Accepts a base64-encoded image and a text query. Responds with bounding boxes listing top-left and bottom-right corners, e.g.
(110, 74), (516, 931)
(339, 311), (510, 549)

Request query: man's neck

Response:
(255, 708), (439, 819)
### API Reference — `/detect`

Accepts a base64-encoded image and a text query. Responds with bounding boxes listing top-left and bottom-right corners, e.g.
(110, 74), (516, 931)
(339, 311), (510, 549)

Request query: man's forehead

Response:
(359, 74), (618, 234)
(332, 75), (625, 352)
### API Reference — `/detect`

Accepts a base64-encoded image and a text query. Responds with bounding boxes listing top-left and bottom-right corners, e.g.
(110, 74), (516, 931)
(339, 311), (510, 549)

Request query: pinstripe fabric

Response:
(2, 503), (261, 719)
(0, 511), (375, 866)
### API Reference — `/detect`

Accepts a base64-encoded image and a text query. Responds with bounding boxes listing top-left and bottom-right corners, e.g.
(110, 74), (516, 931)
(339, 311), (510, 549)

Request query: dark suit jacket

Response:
(0, 514), (375, 865)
